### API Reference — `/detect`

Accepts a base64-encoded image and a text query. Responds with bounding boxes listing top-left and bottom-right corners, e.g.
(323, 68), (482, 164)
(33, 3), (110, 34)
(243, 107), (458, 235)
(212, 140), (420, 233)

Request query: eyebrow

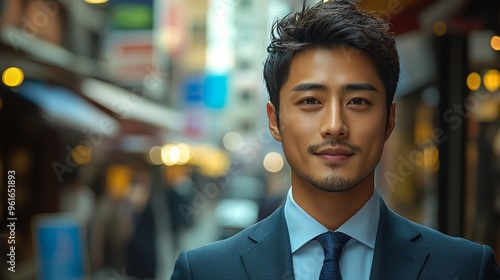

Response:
(342, 83), (378, 92)
(291, 82), (378, 93)
(291, 83), (328, 92)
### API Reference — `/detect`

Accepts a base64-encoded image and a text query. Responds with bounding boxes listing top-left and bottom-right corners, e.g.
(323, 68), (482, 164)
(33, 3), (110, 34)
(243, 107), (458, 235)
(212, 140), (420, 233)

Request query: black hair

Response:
(263, 0), (400, 122)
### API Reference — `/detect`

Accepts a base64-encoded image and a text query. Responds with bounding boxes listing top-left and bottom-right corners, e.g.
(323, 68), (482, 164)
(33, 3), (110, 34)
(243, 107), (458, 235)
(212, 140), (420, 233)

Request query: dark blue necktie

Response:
(316, 231), (351, 280)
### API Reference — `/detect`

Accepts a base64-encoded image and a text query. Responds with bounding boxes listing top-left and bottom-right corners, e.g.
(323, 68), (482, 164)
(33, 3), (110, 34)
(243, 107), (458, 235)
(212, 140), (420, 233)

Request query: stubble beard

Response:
(294, 163), (371, 193)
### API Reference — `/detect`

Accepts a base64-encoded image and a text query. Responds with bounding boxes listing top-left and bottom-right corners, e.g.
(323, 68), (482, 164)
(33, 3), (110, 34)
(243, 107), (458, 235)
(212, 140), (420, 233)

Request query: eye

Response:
(301, 98), (320, 105)
(349, 98), (369, 106)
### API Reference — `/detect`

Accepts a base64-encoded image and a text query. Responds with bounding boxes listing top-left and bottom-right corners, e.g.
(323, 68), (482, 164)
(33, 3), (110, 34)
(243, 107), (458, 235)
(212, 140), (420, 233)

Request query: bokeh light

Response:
(159, 143), (194, 166)
(263, 152), (284, 173)
(161, 143), (178, 166)
(490, 35), (500, 51)
(2, 67), (24, 87)
(176, 143), (193, 165)
(466, 72), (481, 91)
(147, 146), (163, 165)
(106, 165), (132, 198)
(423, 146), (439, 173)
(433, 21), (447, 36)
(71, 144), (92, 165)
(223, 132), (243, 152)
(483, 69), (500, 92)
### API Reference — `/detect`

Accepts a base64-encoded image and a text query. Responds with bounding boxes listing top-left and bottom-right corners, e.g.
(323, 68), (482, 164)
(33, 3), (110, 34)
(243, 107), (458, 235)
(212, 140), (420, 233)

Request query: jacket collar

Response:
(369, 199), (429, 280)
(240, 198), (429, 280)
(241, 204), (295, 280)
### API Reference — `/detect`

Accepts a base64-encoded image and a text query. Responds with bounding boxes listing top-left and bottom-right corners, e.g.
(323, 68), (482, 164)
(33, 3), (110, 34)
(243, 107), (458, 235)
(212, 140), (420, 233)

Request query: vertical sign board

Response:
(32, 213), (88, 280)
(181, 74), (228, 138)
(204, 74), (228, 109)
(182, 74), (207, 138)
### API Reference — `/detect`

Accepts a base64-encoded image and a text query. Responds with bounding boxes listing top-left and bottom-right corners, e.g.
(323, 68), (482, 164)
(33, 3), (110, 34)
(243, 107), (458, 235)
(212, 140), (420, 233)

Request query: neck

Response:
(291, 174), (374, 231)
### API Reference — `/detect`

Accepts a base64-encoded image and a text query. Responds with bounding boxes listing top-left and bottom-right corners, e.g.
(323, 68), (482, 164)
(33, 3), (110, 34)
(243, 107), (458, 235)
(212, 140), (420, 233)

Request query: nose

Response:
(320, 102), (348, 139)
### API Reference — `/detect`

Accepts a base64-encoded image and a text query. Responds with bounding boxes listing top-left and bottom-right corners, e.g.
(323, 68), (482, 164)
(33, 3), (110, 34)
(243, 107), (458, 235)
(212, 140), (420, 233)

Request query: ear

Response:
(385, 103), (396, 141)
(266, 101), (282, 142)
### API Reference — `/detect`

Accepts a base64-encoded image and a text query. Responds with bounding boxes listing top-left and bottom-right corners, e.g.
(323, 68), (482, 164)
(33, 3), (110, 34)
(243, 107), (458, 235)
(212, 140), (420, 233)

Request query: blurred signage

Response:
(102, 31), (153, 83)
(183, 74), (204, 104)
(204, 74), (228, 109)
(109, 3), (153, 30)
(107, 0), (154, 30)
(182, 73), (228, 109)
(157, 0), (187, 58)
(32, 214), (88, 280)
(184, 108), (208, 138)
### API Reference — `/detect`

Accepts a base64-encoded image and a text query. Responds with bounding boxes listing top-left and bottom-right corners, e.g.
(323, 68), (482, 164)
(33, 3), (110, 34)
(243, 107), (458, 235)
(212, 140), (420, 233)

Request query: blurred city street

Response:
(0, 0), (500, 279)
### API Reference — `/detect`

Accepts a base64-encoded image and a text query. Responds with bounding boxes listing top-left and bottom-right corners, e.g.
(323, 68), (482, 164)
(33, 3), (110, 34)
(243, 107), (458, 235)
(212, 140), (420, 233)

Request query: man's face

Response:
(267, 47), (395, 193)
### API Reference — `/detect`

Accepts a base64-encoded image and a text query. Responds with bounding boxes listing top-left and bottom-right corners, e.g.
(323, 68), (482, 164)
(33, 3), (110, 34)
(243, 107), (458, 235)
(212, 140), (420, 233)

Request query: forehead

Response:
(283, 47), (385, 93)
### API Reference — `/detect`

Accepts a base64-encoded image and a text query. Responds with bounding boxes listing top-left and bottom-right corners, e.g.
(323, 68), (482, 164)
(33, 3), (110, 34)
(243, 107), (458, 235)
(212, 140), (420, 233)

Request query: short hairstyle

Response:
(263, 0), (400, 122)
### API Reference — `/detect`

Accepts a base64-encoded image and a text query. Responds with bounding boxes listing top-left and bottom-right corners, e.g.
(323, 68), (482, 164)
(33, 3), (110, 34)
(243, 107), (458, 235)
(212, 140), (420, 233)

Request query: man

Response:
(171, 0), (500, 279)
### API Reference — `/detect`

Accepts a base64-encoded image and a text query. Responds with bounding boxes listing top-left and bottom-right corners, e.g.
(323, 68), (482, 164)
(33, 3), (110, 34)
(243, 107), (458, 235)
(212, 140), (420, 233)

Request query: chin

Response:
(301, 173), (360, 193)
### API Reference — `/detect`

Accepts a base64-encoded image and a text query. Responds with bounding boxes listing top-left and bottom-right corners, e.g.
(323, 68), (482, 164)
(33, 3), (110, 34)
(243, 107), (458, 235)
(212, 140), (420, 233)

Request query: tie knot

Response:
(316, 231), (351, 261)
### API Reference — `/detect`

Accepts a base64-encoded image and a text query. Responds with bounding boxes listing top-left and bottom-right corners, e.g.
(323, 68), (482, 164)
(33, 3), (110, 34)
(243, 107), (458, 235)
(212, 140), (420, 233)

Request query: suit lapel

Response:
(241, 204), (295, 280)
(369, 199), (429, 280)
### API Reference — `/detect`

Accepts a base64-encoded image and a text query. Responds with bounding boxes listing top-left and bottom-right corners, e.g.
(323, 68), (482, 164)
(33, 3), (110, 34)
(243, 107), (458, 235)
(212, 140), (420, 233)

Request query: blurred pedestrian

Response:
(124, 167), (156, 279)
(164, 164), (196, 245)
(171, 1), (500, 279)
(59, 169), (96, 226)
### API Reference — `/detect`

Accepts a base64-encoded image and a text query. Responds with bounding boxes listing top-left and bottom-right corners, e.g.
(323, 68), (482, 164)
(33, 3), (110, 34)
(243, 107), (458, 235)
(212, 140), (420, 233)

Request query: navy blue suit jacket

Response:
(171, 199), (500, 279)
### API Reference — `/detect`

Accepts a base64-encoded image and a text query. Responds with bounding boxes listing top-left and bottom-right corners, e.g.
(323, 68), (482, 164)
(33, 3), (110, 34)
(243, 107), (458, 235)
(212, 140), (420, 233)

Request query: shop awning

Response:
(81, 78), (184, 132)
(17, 79), (120, 137)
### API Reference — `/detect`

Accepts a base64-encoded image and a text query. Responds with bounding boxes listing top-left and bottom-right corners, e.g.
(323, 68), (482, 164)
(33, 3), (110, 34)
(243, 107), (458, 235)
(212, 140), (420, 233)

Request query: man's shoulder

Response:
(171, 226), (255, 280)
(408, 217), (475, 244)
(187, 222), (257, 258)
(185, 206), (284, 259)
(171, 210), (285, 279)
(373, 206), (500, 279)
(390, 209), (486, 255)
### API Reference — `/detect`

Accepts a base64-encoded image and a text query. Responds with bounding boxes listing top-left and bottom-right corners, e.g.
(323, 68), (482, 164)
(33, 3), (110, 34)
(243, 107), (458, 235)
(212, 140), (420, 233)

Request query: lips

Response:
(313, 147), (354, 163)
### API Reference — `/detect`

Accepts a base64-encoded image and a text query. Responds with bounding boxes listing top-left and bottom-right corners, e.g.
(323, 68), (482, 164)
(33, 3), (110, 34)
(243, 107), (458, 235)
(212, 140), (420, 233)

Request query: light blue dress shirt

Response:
(284, 187), (380, 280)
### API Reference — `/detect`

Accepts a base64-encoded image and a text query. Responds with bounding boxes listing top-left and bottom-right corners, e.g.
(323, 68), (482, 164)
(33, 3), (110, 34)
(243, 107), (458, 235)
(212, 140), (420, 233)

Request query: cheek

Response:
(355, 118), (387, 146)
(280, 111), (315, 135)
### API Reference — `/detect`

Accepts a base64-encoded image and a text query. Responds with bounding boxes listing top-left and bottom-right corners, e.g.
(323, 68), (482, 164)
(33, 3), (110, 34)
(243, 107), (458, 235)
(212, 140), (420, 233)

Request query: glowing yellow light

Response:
(2, 67), (24, 87)
(433, 21), (447, 36)
(106, 165), (132, 198)
(190, 145), (229, 177)
(483, 69), (500, 92)
(161, 144), (177, 166)
(466, 72), (481, 91)
(423, 146), (439, 173)
(147, 146), (163, 165)
(84, 0), (109, 4)
(223, 132), (243, 152)
(170, 145), (180, 163)
(71, 144), (92, 165)
(176, 143), (193, 165)
(263, 152), (284, 173)
(199, 150), (229, 177)
(414, 122), (433, 141)
(473, 101), (499, 122)
(491, 35), (500, 51)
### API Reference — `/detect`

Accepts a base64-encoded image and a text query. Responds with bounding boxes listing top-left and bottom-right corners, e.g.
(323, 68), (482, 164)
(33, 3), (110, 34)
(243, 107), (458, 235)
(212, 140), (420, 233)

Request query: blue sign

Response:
(183, 74), (205, 104)
(33, 214), (87, 280)
(204, 74), (228, 109)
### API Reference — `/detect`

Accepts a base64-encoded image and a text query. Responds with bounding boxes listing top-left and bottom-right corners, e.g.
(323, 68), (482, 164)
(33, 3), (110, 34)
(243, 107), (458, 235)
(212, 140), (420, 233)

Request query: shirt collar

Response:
(284, 186), (380, 253)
